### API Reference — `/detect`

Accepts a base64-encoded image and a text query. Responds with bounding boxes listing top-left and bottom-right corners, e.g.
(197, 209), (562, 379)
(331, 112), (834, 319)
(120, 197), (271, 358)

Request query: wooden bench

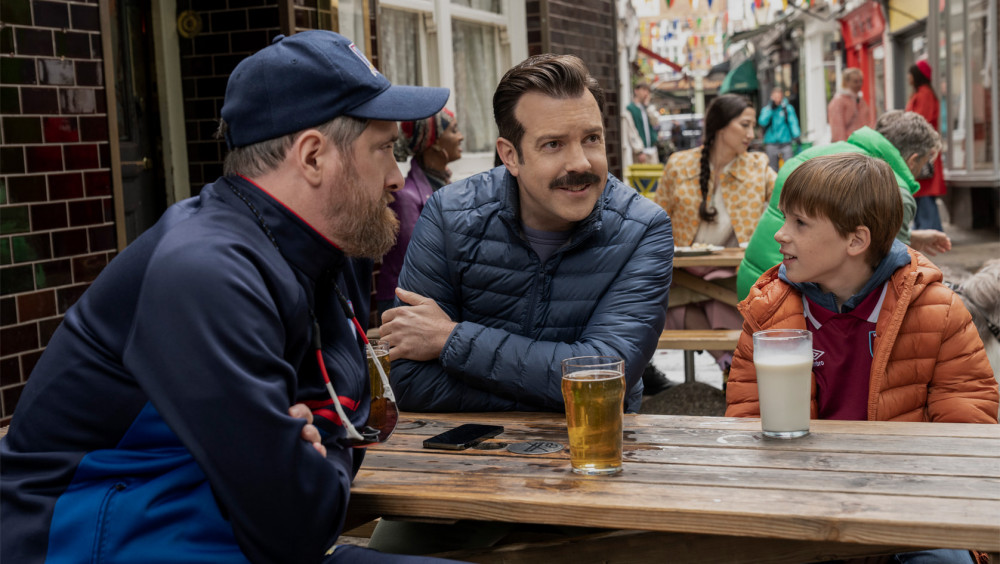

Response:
(657, 329), (741, 383)
(370, 327), (740, 384)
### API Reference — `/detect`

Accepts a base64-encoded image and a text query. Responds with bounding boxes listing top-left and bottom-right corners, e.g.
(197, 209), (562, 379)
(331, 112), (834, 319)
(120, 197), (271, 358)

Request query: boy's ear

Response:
(846, 225), (871, 258)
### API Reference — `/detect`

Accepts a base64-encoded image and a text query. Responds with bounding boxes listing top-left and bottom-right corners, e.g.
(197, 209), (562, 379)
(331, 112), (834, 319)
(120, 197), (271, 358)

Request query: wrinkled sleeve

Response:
(393, 194), (673, 413)
(764, 161), (777, 203)
(828, 98), (847, 142)
(925, 289), (999, 423)
(758, 105), (774, 128)
(897, 186), (916, 244)
(725, 320), (761, 417)
(788, 106), (802, 139)
(656, 155), (680, 216)
(124, 241), (354, 564)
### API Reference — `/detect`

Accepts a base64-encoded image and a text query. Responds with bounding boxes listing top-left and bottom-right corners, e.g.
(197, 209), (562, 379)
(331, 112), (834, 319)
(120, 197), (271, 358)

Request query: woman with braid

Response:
(655, 94), (776, 374)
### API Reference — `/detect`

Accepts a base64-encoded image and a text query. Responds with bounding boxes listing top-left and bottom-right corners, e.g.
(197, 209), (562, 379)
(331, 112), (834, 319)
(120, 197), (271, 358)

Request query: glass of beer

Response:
(753, 329), (813, 439)
(561, 356), (625, 475)
(365, 340), (391, 431)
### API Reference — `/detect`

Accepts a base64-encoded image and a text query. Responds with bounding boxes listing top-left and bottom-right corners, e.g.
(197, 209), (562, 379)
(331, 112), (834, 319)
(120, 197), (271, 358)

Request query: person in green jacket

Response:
(738, 110), (952, 300)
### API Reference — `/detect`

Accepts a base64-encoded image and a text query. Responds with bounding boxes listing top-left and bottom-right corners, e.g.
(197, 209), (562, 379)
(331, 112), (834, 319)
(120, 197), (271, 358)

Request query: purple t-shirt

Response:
(803, 284), (887, 420)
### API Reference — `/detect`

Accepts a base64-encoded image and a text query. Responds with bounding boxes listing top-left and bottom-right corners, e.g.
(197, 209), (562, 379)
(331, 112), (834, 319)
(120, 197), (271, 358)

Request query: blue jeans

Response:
(325, 545), (464, 563)
(815, 549), (973, 564)
(913, 196), (943, 231)
(893, 549), (975, 563)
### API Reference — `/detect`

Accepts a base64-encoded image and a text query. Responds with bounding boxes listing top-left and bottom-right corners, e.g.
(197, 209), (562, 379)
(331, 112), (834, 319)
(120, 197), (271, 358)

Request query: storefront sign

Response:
(840, 1), (885, 48)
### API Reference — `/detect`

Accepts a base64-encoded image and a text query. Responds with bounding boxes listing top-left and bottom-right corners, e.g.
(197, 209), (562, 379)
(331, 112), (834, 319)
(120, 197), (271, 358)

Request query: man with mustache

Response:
(379, 54), (674, 416)
(1, 31), (458, 563)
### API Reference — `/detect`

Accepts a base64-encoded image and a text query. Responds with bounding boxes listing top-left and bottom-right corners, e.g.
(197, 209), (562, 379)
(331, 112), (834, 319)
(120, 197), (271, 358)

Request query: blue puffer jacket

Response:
(392, 166), (674, 413)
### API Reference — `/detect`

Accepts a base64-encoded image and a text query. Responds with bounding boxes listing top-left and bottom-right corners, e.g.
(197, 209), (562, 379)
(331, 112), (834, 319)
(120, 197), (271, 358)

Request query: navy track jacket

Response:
(1, 175), (372, 563)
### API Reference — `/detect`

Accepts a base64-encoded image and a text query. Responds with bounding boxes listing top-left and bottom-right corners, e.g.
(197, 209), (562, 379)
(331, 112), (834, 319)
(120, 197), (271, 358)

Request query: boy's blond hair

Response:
(779, 153), (902, 267)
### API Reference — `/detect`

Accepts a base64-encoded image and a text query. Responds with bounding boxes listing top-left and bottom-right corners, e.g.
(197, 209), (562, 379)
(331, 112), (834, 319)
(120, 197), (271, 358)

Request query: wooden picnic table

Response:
(671, 246), (745, 306)
(672, 246), (746, 269)
(664, 247), (746, 381)
(348, 412), (1000, 563)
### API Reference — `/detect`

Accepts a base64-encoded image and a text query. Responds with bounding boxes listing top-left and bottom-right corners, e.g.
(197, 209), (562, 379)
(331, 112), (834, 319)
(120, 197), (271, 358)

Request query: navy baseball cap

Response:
(221, 30), (449, 149)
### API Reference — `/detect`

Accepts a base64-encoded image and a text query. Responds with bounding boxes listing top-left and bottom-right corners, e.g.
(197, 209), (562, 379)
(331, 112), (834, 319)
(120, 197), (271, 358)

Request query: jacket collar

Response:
(220, 174), (347, 283)
(836, 88), (861, 100)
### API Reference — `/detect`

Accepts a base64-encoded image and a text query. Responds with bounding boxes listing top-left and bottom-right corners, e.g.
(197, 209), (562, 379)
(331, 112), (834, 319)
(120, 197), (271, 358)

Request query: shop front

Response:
(930, 0), (999, 227)
(840, 1), (888, 117)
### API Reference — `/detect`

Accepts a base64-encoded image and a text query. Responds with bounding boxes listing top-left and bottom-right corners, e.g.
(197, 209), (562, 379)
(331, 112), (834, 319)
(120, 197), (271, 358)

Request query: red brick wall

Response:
(1, 0), (114, 425)
(526, 0), (624, 179)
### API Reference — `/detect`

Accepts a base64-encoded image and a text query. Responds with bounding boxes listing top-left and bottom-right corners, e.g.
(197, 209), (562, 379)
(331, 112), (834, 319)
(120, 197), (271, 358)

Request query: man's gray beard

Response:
(331, 162), (400, 260)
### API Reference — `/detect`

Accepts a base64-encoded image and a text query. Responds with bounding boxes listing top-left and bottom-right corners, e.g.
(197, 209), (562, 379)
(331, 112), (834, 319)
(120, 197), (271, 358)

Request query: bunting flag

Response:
(707, 0), (713, 7)
(696, 17), (702, 29)
(782, 0), (788, 9)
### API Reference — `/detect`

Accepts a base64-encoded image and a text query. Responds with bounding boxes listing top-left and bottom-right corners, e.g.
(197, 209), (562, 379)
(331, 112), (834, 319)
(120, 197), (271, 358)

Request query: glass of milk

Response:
(753, 329), (813, 439)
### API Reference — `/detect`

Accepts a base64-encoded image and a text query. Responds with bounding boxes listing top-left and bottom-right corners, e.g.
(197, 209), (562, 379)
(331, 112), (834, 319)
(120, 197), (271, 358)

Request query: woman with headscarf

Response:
(655, 94), (776, 375)
(906, 60), (946, 231)
(376, 108), (463, 318)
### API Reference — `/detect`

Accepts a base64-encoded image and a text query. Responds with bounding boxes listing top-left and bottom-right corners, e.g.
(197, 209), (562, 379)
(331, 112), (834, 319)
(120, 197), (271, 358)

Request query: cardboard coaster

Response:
(507, 441), (564, 455)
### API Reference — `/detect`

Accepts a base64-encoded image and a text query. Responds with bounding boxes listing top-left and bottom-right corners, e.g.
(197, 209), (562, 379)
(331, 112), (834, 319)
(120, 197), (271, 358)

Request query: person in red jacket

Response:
(906, 60), (946, 231)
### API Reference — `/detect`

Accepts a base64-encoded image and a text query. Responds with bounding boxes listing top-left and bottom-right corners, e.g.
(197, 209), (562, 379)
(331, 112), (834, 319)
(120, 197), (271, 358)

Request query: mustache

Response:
(550, 171), (602, 189)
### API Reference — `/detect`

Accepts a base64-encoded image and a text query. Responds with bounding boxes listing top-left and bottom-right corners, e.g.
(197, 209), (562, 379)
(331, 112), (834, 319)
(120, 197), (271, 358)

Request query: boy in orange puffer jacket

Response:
(727, 153), (996, 424)
(727, 153), (995, 564)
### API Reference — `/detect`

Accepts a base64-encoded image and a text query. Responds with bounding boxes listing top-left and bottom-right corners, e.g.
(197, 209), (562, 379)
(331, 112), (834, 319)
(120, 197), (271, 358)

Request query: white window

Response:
(378, 0), (527, 178)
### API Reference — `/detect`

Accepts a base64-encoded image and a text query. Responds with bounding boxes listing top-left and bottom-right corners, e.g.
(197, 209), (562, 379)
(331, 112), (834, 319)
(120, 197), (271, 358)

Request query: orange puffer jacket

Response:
(726, 249), (998, 423)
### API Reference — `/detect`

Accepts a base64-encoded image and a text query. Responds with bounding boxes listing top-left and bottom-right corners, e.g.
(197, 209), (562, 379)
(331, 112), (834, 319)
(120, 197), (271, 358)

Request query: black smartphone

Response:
(422, 424), (504, 450)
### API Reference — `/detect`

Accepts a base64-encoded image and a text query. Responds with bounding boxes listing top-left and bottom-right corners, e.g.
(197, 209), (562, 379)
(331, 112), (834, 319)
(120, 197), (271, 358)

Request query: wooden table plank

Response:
(391, 412), (1000, 439)
(657, 329), (741, 350)
(360, 450), (1000, 500)
(349, 470), (1000, 551)
(673, 248), (746, 268)
(384, 417), (1000, 461)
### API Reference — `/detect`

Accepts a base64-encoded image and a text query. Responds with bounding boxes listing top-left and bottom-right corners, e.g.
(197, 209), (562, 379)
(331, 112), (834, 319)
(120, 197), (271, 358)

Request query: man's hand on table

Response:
(379, 288), (457, 362)
(289, 403), (327, 457)
(910, 229), (952, 257)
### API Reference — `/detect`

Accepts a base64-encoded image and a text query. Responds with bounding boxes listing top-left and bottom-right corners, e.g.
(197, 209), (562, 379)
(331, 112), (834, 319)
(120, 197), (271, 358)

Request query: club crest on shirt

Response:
(868, 331), (877, 357)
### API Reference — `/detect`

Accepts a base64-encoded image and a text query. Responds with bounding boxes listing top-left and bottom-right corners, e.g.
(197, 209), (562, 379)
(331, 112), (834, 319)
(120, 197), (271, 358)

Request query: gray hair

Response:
(875, 110), (941, 161)
(217, 115), (369, 177)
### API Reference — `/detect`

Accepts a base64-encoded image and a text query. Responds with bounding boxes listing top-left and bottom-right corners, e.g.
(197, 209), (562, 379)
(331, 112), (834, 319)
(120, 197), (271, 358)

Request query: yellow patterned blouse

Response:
(655, 146), (776, 247)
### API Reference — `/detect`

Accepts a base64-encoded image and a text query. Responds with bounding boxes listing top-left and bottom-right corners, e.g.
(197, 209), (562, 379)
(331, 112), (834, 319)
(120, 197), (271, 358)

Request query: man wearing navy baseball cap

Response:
(1, 30), (457, 564)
